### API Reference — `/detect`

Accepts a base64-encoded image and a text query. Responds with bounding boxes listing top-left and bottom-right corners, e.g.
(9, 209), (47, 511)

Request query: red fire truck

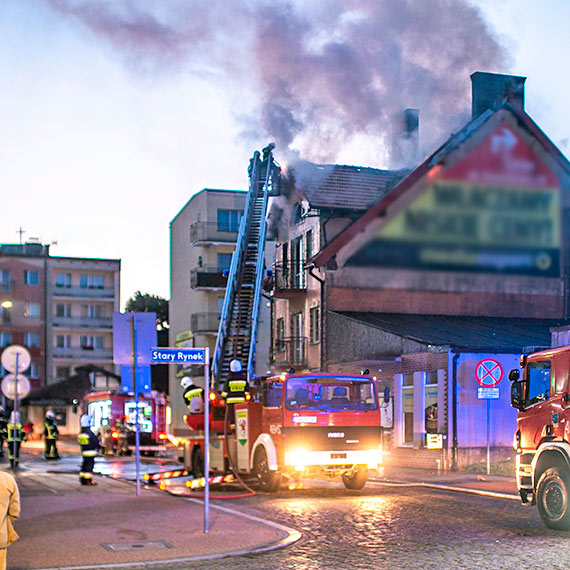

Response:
(85, 390), (168, 455)
(510, 344), (570, 529)
(176, 372), (388, 491)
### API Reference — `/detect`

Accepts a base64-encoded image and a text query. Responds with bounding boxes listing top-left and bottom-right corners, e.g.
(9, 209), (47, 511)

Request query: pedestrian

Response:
(77, 414), (99, 486)
(0, 409), (7, 458)
(43, 411), (60, 460)
(114, 416), (129, 456)
(0, 469), (20, 570)
(6, 413), (26, 469)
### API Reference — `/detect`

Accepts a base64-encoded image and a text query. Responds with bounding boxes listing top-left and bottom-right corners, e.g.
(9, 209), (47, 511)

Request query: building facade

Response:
(0, 242), (120, 434)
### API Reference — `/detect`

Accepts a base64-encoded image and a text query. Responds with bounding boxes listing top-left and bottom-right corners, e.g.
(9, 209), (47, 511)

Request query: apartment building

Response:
(169, 188), (247, 434)
(0, 242), (120, 413)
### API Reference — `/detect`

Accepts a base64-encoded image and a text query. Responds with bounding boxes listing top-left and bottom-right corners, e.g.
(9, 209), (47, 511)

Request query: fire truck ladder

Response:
(212, 145), (280, 390)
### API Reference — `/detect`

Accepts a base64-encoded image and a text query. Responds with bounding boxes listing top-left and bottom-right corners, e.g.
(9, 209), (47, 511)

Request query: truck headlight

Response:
(285, 448), (311, 469)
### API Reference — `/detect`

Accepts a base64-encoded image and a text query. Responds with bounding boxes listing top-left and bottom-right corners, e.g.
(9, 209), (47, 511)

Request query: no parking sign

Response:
(475, 358), (503, 387)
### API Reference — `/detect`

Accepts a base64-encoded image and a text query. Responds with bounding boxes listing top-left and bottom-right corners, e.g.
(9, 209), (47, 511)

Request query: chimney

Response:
(471, 71), (526, 119)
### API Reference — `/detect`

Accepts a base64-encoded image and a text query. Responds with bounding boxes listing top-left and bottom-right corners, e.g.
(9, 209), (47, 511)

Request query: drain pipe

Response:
(451, 350), (459, 471)
(308, 265), (325, 372)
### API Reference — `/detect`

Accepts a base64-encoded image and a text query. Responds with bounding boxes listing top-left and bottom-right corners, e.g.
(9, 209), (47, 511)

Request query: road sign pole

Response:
(131, 316), (141, 497)
(204, 347), (210, 533)
(13, 353), (18, 470)
(486, 399), (491, 476)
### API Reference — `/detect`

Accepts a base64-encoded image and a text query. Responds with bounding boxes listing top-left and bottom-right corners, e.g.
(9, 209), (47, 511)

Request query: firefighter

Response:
(181, 377), (204, 415)
(6, 412), (26, 469)
(221, 360), (249, 404)
(98, 422), (114, 456)
(0, 407), (7, 458)
(77, 414), (99, 486)
(43, 411), (60, 460)
(114, 415), (129, 456)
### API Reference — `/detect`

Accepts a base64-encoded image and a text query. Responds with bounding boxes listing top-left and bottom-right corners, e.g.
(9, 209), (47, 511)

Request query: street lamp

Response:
(0, 301), (12, 309)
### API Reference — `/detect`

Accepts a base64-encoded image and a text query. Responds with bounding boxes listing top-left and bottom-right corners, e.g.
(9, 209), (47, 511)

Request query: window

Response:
(80, 274), (104, 289)
(80, 335), (104, 350)
(55, 273), (71, 288)
(29, 362), (40, 379)
(56, 334), (71, 349)
(309, 306), (320, 344)
(81, 304), (104, 319)
(24, 270), (39, 285)
(217, 253), (233, 272)
(528, 360), (552, 405)
(0, 270), (10, 293)
(24, 332), (40, 348)
(306, 229), (313, 260)
(402, 374), (414, 444)
(217, 209), (242, 233)
(276, 318), (285, 351)
(55, 303), (71, 318)
(25, 302), (41, 318)
(0, 306), (11, 325)
(0, 332), (12, 348)
(425, 371), (438, 434)
(55, 366), (71, 380)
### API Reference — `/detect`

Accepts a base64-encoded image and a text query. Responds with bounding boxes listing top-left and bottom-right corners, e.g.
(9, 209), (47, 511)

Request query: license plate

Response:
(331, 453), (346, 459)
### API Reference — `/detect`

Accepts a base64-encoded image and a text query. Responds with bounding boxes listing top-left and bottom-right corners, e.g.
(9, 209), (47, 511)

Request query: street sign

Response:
(121, 366), (151, 393)
(477, 387), (500, 399)
(475, 358), (503, 387)
(1, 374), (30, 400)
(426, 433), (443, 449)
(151, 347), (206, 365)
(1, 345), (31, 373)
(113, 313), (157, 366)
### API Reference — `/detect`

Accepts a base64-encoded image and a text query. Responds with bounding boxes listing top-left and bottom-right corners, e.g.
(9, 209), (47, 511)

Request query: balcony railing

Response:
(52, 316), (113, 329)
(52, 348), (113, 360)
(189, 222), (239, 244)
(272, 336), (308, 368)
(190, 266), (229, 289)
(190, 312), (221, 334)
(271, 261), (307, 297)
(52, 285), (115, 299)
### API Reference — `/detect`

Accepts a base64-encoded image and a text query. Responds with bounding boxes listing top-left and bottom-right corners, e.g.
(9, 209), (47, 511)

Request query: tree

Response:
(125, 291), (169, 330)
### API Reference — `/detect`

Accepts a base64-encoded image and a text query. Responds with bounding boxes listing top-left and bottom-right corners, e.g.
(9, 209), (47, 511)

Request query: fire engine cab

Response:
(510, 344), (570, 529)
(85, 390), (168, 456)
(177, 372), (387, 491)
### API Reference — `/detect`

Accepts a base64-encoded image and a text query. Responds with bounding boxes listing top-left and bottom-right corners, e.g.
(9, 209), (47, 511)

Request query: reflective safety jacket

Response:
(44, 419), (59, 439)
(221, 372), (249, 404)
(183, 386), (204, 414)
(7, 422), (26, 443)
(77, 427), (99, 457)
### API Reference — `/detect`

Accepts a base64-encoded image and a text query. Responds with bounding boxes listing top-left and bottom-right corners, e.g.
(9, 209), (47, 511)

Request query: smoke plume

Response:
(46, 0), (508, 167)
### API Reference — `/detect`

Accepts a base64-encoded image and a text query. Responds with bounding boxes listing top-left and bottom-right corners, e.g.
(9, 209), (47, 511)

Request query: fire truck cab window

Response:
(285, 377), (378, 411)
(527, 360), (551, 405)
(264, 382), (283, 407)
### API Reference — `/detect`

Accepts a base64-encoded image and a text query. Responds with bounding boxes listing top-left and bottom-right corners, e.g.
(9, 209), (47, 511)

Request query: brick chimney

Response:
(471, 71), (526, 119)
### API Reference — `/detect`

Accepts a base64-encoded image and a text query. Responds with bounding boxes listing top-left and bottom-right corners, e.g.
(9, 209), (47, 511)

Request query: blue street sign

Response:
(151, 347), (206, 364)
(121, 365), (152, 393)
(113, 313), (157, 366)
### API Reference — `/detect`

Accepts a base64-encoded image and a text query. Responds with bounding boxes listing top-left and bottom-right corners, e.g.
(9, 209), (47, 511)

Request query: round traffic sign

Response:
(1, 374), (30, 400)
(1, 345), (31, 373)
(475, 358), (503, 387)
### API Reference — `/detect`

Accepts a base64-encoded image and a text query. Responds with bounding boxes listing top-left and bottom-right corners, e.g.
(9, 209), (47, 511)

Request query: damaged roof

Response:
(336, 311), (567, 351)
(289, 162), (408, 211)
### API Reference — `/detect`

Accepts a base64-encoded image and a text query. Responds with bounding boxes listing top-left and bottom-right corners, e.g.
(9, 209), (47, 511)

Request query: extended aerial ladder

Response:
(211, 144), (280, 391)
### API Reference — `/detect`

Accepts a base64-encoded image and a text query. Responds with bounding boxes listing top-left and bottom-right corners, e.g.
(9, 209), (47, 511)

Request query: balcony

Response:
(52, 285), (115, 299)
(270, 261), (307, 298)
(190, 312), (221, 334)
(52, 316), (113, 329)
(190, 222), (239, 245)
(190, 266), (228, 289)
(52, 347), (113, 361)
(272, 337), (308, 368)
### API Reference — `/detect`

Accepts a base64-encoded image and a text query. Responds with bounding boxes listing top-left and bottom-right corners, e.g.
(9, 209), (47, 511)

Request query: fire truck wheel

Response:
(253, 447), (281, 492)
(192, 447), (204, 478)
(342, 465), (368, 490)
(537, 467), (570, 530)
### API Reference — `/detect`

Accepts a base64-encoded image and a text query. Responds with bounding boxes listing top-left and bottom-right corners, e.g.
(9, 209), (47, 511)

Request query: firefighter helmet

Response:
(230, 359), (243, 373)
(80, 414), (92, 428)
(10, 411), (20, 424)
(46, 411), (56, 420)
(180, 376), (193, 390)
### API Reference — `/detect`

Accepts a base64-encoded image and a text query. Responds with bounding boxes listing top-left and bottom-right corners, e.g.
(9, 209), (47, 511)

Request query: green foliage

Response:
(125, 291), (169, 330)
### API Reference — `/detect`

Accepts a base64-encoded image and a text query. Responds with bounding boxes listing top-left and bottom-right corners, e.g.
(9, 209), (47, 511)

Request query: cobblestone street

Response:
(144, 483), (569, 570)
